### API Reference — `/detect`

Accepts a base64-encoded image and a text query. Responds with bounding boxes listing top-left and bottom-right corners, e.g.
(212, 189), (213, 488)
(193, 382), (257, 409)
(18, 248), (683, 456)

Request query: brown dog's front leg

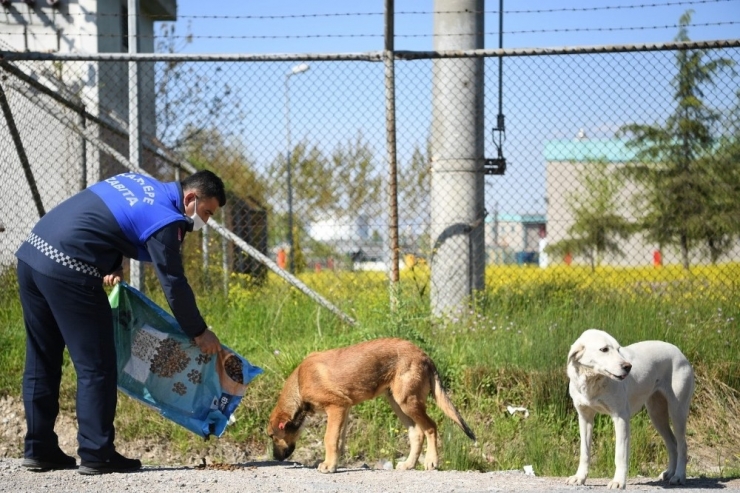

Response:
(338, 408), (351, 459)
(319, 406), (347, 473)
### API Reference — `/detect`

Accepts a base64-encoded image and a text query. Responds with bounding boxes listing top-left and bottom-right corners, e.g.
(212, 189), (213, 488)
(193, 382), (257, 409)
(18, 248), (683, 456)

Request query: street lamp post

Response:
(284, 62), (309, 274)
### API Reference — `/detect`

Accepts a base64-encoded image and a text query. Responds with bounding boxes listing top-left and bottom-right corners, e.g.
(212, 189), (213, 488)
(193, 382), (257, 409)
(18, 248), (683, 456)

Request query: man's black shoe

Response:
(22, 450), (77, 471)
(78, 452), (141, 475)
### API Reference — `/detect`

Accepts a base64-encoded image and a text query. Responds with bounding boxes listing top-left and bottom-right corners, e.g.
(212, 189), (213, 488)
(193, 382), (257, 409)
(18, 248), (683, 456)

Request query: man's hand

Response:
(194, 328), (221, 355)
(103, 268), (123, 286)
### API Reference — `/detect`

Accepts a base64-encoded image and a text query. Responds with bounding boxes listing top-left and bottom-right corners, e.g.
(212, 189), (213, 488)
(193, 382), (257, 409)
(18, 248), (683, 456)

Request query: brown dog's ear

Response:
(568, 342), (585, 365)
(278, 422), (286, 430)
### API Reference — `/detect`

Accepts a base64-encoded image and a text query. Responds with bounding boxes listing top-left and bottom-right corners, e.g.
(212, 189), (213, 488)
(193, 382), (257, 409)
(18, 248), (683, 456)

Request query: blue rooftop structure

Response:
(485, 214), (546, 224)
(543, 139), (639, 163)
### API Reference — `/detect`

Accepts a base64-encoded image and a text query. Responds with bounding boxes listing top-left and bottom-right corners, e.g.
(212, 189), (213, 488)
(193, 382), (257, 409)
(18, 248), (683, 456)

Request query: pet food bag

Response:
(109, 281), (263, 438)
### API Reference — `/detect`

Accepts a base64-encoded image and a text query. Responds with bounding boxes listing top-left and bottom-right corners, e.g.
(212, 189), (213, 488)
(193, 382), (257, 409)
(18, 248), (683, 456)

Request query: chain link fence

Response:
(2, 40), (739, 318)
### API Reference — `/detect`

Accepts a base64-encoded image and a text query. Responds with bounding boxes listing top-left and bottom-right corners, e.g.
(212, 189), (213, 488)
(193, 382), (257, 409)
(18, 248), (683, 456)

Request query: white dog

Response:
(566, 329), (695, 489)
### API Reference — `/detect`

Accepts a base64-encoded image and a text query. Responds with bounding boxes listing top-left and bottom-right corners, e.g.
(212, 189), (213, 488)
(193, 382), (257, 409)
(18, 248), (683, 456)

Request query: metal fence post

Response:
(384, 0), (401, 310)
(78, 109), (87, 191)
(128, 0), (145, 291)
(221, 207), (229, 296)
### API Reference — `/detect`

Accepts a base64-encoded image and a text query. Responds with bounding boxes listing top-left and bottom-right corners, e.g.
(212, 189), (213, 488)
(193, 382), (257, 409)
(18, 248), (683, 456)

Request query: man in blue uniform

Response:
(15, 170), (226, 475)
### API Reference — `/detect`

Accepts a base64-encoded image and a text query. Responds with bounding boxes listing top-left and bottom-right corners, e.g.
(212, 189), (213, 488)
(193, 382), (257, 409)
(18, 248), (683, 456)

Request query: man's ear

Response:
(183, 190), (197, 206)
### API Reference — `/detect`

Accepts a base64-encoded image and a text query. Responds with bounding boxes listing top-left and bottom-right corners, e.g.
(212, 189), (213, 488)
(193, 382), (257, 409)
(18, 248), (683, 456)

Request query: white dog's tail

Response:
(431, 372), (477, 441)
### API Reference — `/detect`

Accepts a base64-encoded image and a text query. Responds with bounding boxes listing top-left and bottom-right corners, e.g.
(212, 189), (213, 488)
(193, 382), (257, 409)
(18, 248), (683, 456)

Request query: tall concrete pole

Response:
(431, 0), (485, 316)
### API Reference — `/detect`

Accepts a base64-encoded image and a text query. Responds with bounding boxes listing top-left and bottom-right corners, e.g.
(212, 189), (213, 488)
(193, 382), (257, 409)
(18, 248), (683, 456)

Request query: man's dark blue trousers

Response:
(17, 260), (117, 462)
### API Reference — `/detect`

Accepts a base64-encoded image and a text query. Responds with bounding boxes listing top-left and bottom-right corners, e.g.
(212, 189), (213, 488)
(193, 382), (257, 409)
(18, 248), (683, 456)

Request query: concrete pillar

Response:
(430, 0), (486, 316)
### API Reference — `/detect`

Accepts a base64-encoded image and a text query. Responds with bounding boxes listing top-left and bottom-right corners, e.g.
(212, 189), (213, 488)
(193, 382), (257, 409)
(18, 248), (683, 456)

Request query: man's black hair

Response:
(181, 170), (227, 207)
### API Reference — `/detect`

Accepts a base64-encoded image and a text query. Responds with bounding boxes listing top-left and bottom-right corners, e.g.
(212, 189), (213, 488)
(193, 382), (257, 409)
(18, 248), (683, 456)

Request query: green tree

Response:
(616, 11), (735, 269)
(264, 142), (336, 268)
(180, 126), (266, 206)
(332, 133), (382, 222)
(398, 140), (432, 256)
(177, 127), (268, 283)
(291, 224), (307, 273)
(155, 23), (246, 151)
(266, 142), (337, 221)
(703, 95), (740, 262)
(547, 161), (635, 272)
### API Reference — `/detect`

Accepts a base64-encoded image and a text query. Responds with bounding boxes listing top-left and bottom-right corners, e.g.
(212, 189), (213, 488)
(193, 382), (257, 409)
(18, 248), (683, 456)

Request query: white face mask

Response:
(189, 197), (206, 232)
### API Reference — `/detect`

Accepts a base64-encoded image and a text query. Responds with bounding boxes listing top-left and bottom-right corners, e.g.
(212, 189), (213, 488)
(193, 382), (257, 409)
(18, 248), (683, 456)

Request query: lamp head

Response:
(290, 63), (310, 75)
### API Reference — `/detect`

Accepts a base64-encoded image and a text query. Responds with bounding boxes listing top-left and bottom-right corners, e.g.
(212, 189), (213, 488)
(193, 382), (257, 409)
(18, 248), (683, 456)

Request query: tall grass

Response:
(0, 262), (738, 477)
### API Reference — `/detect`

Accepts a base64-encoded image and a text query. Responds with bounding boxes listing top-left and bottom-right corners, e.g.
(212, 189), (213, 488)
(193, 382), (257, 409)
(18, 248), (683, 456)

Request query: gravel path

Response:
(3, 396), (739, 492)
(1, 458), (739, 493)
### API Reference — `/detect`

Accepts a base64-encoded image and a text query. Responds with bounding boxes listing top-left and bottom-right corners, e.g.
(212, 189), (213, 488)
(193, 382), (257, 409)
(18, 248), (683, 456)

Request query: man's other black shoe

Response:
(22, 449), (77, 471)
(78, 452), (141, 475)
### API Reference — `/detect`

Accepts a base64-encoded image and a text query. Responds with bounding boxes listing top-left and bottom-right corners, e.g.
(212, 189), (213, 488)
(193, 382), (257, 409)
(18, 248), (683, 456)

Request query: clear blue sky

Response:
(170, 0), (739, 54)
(157, 1), (739, 219)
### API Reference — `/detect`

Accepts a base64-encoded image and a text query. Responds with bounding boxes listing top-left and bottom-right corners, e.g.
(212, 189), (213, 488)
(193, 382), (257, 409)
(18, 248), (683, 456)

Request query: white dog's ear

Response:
(568, 342), (585, 365)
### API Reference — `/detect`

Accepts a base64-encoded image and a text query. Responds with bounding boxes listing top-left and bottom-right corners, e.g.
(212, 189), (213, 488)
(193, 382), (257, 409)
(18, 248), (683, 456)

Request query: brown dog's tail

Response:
(431, 371), (477, 441)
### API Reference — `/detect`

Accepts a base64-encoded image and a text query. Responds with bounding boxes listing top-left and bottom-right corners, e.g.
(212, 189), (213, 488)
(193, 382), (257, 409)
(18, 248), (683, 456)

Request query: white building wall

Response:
(1, 0), (174, 268)
(545, 159), (740, 267)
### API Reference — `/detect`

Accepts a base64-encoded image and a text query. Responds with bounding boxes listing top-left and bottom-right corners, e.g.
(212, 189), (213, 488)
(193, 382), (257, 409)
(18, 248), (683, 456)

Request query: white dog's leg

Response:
(668, 401), (690, 485)
(608, 415), (630, 490)
(671, 424), (688, 485)
(646, 394), (678, 482)
(566, 409), (594, 485)
(670, 364), (694, 485)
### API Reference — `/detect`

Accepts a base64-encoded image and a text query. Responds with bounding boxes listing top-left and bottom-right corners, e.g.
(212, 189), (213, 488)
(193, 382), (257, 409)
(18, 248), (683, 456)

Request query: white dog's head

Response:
(567, 329), (632, 381)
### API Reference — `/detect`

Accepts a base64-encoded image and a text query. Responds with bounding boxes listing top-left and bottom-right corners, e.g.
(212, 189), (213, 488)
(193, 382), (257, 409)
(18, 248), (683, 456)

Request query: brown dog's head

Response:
(267, 404), (310, 461)
(267, 417), (299, 461)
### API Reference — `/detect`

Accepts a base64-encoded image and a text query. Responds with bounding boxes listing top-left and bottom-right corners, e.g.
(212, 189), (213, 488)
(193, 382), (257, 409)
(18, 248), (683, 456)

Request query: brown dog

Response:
(267, 338), (476, 473)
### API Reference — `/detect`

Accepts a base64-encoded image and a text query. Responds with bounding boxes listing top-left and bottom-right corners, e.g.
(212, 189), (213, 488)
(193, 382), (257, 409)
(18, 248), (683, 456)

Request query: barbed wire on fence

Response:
(2, 20), (738, 42)
(2, 0), (735, 20)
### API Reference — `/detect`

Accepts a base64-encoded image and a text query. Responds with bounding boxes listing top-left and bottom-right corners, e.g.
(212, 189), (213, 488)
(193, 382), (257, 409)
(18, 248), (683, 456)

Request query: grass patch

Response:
(0, 262), (738, 477)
